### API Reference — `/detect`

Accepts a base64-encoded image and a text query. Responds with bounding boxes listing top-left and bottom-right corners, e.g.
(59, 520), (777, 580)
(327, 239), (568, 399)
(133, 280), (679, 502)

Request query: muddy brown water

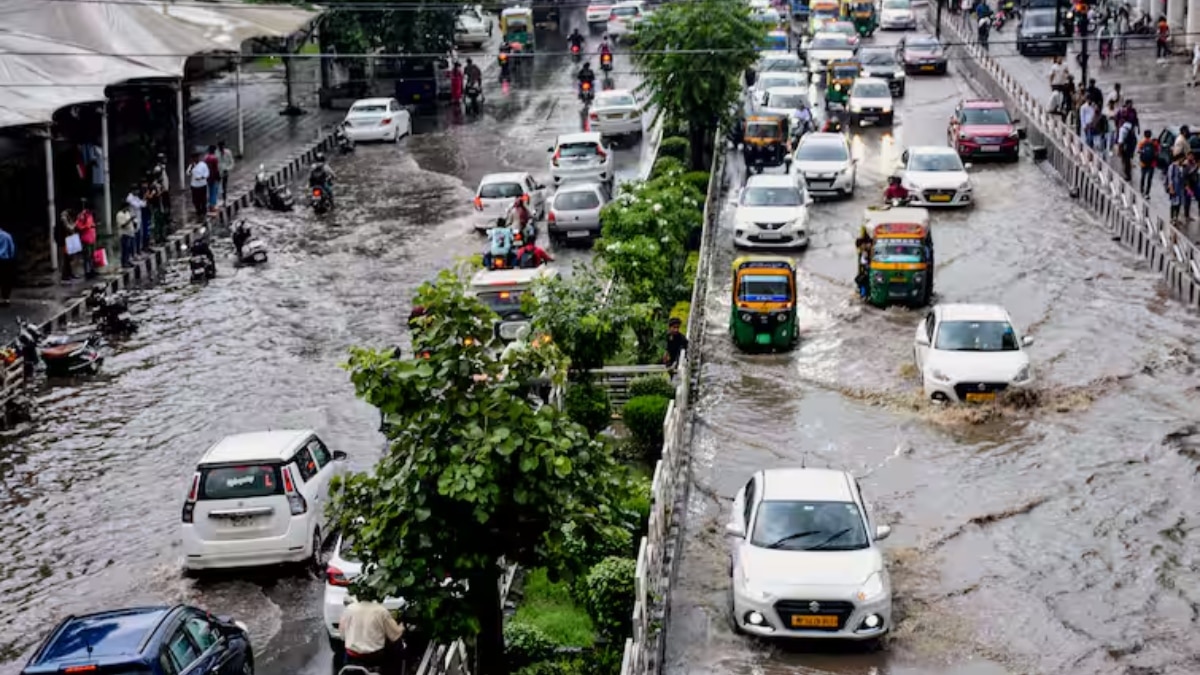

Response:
(664, 32), (1200, 675)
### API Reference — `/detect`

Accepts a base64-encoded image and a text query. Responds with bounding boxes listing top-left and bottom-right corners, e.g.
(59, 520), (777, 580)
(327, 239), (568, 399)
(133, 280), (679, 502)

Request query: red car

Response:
(947, 99), (1023, 162)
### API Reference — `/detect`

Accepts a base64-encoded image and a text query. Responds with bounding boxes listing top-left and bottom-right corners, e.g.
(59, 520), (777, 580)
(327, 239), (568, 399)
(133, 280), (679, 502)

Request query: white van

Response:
(180, 430), (346, 572)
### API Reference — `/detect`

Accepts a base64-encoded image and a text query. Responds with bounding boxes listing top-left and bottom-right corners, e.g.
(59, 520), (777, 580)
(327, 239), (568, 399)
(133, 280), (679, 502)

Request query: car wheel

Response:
(241, 656), (255, 675)
(309, 527), (323, 573)
(727, 586), (745, 635)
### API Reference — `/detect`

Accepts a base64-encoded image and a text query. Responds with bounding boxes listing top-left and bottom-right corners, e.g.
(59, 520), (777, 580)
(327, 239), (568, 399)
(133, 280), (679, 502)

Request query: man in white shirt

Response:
(187, 152), (209, 221)
(340, 596), (406, 675)
(1079, 100), (1097, 147)
(217, 140), (235, 205)
(1104, 82), (1122, 110)
(125, 187), (146, 255)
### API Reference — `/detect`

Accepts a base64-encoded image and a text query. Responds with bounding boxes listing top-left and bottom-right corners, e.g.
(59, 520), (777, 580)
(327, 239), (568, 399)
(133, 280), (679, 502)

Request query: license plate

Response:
(606, 113), (624, 119)
(228, 516), (254, 527)
(567, 230), (590, 238)
(920, 64), (935, 71)
(755, 333), (772, 345)
(791, 615), (838, 628)
(965, 392), (996, 403)
(929, 194), (951, 202)
(757, 232), (782, 240)
(982, 145), (1000, 152)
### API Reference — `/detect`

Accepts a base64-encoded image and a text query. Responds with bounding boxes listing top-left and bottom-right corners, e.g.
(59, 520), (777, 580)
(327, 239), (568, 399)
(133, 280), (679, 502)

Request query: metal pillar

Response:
(176, 82), (186, 198)
(1168, 0), (1186, 43)
(1187, 0), (1200, 48)
(44, 133), (58, 272)
(235, 59), (245, 158)
(100, 101), (112, 234)
(281, 36), (305, 116)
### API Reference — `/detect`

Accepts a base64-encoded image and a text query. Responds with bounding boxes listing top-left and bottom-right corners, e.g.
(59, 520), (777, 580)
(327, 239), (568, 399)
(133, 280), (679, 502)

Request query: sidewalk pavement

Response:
(3, 59), (341, 343)
(987, 31), (1200, 239)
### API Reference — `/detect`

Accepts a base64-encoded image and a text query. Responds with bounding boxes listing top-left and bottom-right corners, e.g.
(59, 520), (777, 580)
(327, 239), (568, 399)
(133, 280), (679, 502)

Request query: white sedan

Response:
(455, 5), (492, 47)
(913, 304), (1035, 403)
(899, 145), (973, 207)
(342, 97), (412, 143)
(588, 89), (643, 142)
(805, 33), (857, 76)
(733, 174), (811, 249)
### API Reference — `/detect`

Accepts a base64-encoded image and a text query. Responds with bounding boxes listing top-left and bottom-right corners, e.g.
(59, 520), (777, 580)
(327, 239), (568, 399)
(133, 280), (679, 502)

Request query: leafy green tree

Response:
(632, 0), (765, 168)
(317, 0), (456, 55)
(330, 267), (628, 675)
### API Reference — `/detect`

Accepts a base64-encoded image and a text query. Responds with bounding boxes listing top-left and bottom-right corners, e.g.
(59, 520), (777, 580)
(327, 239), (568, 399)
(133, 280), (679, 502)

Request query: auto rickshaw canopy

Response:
(501, 8), (533, 35)
(733, 256), (796, 307)
(743, 114), (789, 145)
(827, 60), (861, 83)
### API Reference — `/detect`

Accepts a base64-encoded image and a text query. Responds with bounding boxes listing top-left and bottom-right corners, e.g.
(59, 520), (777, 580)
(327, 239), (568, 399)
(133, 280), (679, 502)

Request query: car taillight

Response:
(474, 196), (483, 211)
(181, 472), (200, 523)
(283, 467), (307, 515)
(326, 565), (351, 587)
(552, 149), (561, 167)
(595, 146), (607, 159)
(589, 112), (599, 121)
(380, 117), (392, 126)
(521, 194), (530, 203)
(548, 211), (556, 223)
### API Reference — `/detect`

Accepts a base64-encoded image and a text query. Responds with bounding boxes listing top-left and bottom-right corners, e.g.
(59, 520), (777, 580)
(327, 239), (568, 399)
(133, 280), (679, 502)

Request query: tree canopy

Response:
(330, 267), (629, 675)
(317, 0), (456, 55)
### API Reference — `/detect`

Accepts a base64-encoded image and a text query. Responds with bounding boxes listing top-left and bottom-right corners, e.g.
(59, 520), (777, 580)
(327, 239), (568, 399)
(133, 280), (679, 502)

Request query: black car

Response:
(857, 47), (906, 96)
(1016, 8), (1068, 56)
(899, 34), (947, 75)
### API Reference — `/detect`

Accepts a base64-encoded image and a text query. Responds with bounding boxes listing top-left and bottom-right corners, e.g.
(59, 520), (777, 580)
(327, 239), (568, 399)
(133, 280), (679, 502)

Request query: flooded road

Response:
(0, 11), (651, 675)
(664, 30), (1200, 675)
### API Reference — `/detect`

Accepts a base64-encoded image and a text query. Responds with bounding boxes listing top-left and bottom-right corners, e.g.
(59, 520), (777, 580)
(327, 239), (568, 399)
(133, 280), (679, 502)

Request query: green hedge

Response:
(658, 136), (690, 162)
(623, 394), (670, 450)
(564, 383), (611, 437)
(681, 171), (710, 197)
(628, 374), (675, 400)
(504, 622), (557, 670)
(579, 557), (637, 640)
(649, 156), (686, 179)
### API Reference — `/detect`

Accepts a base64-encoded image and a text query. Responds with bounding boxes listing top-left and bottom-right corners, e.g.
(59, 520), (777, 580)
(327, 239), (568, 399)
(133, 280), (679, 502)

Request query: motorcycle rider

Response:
(821, 110), (844, 133)
(568, 28), (586, 53)
(599, 38), (613, 69)
(190, 235), (215, 269)
(883, 175), (909, 201)
(464, 58), (483, 88)
(484, 218), (515, 269)
(515, 239), (555, 268)
(577, 62), (596, 97)
(232, 221), (251, 260)
(309, 152), (336, 205)
(793, 104), (814, 138)
(340, 594), (407, 675)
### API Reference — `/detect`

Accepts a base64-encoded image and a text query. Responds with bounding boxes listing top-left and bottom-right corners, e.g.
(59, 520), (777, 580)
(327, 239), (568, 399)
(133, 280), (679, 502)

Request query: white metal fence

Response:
(932, 8), (1200, 310)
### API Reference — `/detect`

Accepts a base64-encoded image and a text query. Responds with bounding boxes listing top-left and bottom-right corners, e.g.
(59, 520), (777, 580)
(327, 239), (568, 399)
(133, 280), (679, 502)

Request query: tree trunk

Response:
(471, 566), (506, 675)
(689, 124), (708, 171)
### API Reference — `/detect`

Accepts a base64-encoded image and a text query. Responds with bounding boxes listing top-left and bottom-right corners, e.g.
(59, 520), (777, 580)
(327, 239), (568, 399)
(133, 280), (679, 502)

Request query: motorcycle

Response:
(498, 47), (512, 80)
(232, 221), (268, 265)
(334, 125), (355, 154)
(190, 255), (216, 284)
(579, 80), (595, 104)
(994, 9), (1006, 30)
(465, 82), (483, 114)
(600, 52), (613, 73)
(252, 164), (295, 211)
(310, 185), (332, 214)
(86, 287), (137, 335)
(570, 43), (582, 62)
(16, 317), (104, 377)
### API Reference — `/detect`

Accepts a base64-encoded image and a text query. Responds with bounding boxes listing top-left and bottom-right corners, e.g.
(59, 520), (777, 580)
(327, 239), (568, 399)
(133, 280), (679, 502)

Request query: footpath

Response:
(1, 59), (342, 343)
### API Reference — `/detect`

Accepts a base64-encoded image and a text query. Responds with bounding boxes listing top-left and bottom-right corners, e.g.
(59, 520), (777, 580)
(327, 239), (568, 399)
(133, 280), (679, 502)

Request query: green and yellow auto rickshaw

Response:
(501, 7), (535, 53)
(825, 60), (860, 105)
(730, 256), (799, 351)
(861, 207), (933, 307)
(851, 1), (877, 36)
(742, 114), (791, 173)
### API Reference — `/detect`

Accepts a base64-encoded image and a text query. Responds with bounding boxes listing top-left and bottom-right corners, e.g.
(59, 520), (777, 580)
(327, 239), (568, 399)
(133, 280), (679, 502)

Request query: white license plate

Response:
(227, 516), (255, 528)
(567, 230), (590, 238)
(606, 113), (624, 119)
(757, 232), (782, 240)
(982, 145), (1000, 152)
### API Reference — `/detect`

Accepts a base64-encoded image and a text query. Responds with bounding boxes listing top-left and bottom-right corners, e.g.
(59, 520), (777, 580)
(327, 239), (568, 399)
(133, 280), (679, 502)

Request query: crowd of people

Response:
(185, 141), (236, 221)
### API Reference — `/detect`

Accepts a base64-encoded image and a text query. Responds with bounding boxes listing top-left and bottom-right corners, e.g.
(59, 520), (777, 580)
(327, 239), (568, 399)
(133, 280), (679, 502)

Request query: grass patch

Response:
(514, 568), (595, 647)
(253, 41), (320, 68)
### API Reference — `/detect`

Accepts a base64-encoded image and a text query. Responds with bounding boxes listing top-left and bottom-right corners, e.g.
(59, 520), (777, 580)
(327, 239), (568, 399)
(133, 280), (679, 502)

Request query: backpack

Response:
(489, 227), (509, 251)
(1093, 113), (1108, 134)
(1122, 128), (1137, 156)
(1139, 140), (1158, 166)
(309, 164), (328, 187)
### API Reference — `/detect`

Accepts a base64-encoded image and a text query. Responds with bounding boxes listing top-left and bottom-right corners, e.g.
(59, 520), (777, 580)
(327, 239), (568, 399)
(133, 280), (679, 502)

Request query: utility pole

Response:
(936, 0), (943, 39)
(1077, 1), (1089, 91)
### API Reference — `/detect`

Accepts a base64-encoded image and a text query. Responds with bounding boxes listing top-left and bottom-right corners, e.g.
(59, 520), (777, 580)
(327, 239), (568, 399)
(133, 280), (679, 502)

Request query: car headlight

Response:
(894, 70), (905, 78)
(1008, 130), (1019, 139)
(1013, 365), (1031, 383)
(850, 103), (862, 112)
(857, 572), (886, 603)
(958, 181), (972, 191)
(881, 106), (892, 113)
(740, 312), (754, 323)
(929, 368), (951, 382)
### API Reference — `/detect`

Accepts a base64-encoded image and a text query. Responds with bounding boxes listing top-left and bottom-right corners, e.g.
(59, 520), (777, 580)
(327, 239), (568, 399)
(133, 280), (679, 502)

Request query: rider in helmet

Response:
(309, 152), (337, 204)
(884, 175), (909, 201)
(599, 36), (612, 57)
(577, 62), (596, 95)
(821, 110), (844, 133)
(190, 232), (215, 267)
(568, 28), (586, 51)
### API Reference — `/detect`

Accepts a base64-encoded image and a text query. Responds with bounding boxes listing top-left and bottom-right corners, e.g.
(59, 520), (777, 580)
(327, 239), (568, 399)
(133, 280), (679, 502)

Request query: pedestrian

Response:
(138, 180), (154, 251)
(187, 152), (209, 221)
(1092, 104), (1110, 155)
(1103, 100), (1119, 155)
(1117, 117), (1136, 181)
(1184, 152), (1198, 221)
(0, 225), (15, 306)
(1079, 98), (1097, 147)
(76, 200), (98, 279)
(1137, 130), (1160, 197)
(152, 152), (171, 221)
(1103, 82), (1121, 111)
(86, 143), (106, 225)
(1084, 78), (1102, 107)
(662, 316), (689, 369)
(1155, 15), (1169, 62)
(125, 184), (146, 255)
(116, 202), (137, 269)
(1192, 42), (1200, 86)
(1167, 153), (1185, 223)
(1118, 99), (1139, 135)
(450, 62), (464, 103)
(1172, 126), (1190, 160)
(203, 145), (220, 212)
(217, 140), (235, 205)
(55, 208), (78, 281)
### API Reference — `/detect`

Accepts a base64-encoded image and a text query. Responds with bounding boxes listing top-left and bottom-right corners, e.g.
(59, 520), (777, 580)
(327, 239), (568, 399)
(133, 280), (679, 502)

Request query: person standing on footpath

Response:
(1116, 116), (1136, 181)
(1155, 15), (1170, 62)
(1136, 130), (1160, 198)
(125, 184), (146, 256)
(76, 200), (99, 279)
(662, 316), (689, 369)
(203, 145), (221, 214)
(187, 152), (209, 221)
(1167, 153), (1186, 223)
(217, 140), (235, 205)
(0, 226), (15, 306)
(1171, 126), (1190, 160)
(55, 208), (78, 281)
(116, 202), (137, 269)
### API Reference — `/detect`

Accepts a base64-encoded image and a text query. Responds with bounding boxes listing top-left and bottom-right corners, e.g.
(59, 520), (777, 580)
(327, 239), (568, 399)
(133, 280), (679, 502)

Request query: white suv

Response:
(181, 430), (346, 572)
(548, 132), (614, 188)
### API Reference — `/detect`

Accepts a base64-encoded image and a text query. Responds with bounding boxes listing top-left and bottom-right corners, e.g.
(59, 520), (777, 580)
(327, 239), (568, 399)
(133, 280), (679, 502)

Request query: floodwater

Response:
(664, 30), (1200, 675)
(0, 11), (652, 675)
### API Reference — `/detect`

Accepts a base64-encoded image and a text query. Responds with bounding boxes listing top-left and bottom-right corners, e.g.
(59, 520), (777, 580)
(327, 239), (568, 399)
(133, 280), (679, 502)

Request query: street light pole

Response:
(936, 0), (943, 40)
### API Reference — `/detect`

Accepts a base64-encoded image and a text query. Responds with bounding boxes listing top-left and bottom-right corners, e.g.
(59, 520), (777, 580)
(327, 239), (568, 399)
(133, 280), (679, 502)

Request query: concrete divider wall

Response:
(929, 8), (1200, 311)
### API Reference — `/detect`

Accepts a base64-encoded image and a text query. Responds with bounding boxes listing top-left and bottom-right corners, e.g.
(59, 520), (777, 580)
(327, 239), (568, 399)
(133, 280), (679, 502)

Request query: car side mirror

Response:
(900, 150), (909, 163)
(333, 450), (348, 461)
(964, 162), (974, 170)
(547, 146), (554, 152)
(875, 524), (892, 541)
(1021, 335), (1034, 347)
(725, 521), (746, 538)
(915, 334), (929, 346)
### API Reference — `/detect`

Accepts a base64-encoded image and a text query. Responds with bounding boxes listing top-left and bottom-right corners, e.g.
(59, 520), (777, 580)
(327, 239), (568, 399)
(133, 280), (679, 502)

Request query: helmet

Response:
(467, 58), (473, 65)
(314, 152), (326, 163)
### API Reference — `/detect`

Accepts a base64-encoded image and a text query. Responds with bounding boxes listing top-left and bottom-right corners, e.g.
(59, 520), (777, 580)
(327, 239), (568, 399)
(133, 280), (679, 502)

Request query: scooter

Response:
(86, 286), (137, 335)
(498, 51), (511, 80)
(232, 221), (269, 265)
(579, 80), (595, 104)
(570, 43), (582, 62)
(190, 255), (216, 284)
(600, 52), (613, 73)
(310, 185), (332, 215)
(334, 124), (355, 154)
(16, 317), (104, 377)
(252, 165), (295, 211)
(465, 82), (483, 115)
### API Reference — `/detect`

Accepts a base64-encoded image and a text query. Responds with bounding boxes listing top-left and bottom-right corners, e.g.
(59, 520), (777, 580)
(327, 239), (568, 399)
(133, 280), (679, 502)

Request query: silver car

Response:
(588, 90), (643, 142)
(727, 468), (893, 641)
(547, 182), (611, 243)
(548, 132), (614, 188)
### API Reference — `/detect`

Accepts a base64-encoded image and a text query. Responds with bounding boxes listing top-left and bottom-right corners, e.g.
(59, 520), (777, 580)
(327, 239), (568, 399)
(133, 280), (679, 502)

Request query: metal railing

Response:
(930, 7), (1200, 310)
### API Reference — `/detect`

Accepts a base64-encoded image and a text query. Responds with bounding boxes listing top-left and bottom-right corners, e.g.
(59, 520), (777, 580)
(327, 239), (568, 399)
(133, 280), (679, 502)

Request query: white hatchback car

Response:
(473, 172), (548, 232)
(181, 430), (346, 572)
(727, 468), (893, 641)
(847, 77), (895, 127)
(880, 0), (917, 29)
(548, 132), (614, 188)
(589, 90), (643, 142)
(342, 98), (412, 143)
(789, 132), (857, 198)
(913, 304), (1035, 403)
(750, 72), (806, 107)
(900, 145), (974, 207)
(734, 174), (811, 249)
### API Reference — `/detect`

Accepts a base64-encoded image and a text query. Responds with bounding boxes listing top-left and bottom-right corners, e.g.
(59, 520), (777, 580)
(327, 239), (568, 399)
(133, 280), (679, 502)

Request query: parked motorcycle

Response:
(231, 221), (268, 265)
(252, 164), (295, 211)
(86, 287), (137, 335)
(310, 185), (332, 215)
(190, 255), (216, 284)
(334, 124), (355, 154)
(465, 83), (483, 115)
(16, 317), (104, 377)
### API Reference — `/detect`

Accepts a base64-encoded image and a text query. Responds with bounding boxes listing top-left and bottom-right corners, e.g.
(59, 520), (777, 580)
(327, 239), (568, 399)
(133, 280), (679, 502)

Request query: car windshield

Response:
(350, 104), (387, 114)
(832, 66), (859, 79)
(476, 289), (525, 314)
(962, 108), (1012, 125)
(829, 23), (854, 33)
(797, 141), (848, 161)
(743, 186), (802, 206)
(751, 501), (870, 551)
(908, 38), (940, 51)
(746, 121), (783, 139)
(854, 82), (890, 97)
(873, 237), (926, 260)
(558, 142), (599, 158)
(612, 6), (639, 16)
(813, 8), (838, 18)
(935, 320), (1020, 351)
(859, 50), (897, 65)
(1024, 11), (1056, 27)
(762, 58), (803, 73)
(811, 36), (851, 49)
(739, 274), (791, 302)
(883, 0), (910, 7)
(199, 464), (284, 500)
(480, 182), (524, 199)
(555, 190), (602, 210)
(599, 94), (636, 107)
(765, 93), (807, 109)
(760, 75), (800, 89)
(909, 153), (963, 171)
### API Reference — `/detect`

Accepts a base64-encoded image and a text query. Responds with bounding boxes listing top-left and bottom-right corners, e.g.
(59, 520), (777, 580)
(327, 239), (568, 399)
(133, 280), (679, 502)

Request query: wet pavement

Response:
(0, 10), (652, 675)
(664, 26), (1200, 675)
